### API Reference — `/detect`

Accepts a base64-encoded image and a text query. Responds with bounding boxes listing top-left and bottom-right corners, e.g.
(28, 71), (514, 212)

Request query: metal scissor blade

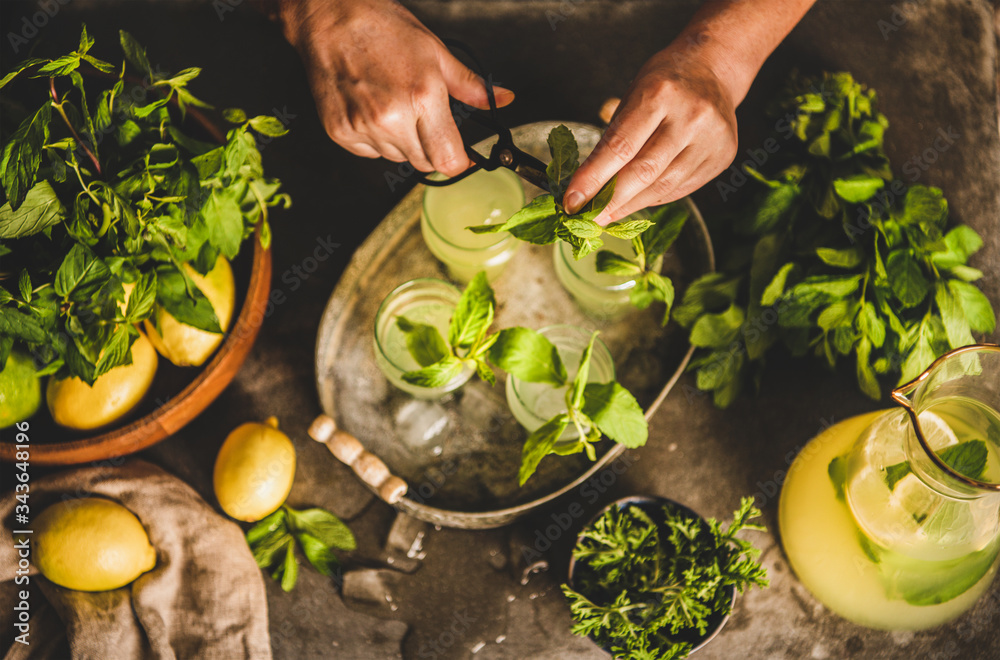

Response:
(512, 162), (551, 193)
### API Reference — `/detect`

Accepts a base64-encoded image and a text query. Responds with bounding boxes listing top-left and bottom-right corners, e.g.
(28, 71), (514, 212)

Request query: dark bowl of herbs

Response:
(564, 495), (769, 659)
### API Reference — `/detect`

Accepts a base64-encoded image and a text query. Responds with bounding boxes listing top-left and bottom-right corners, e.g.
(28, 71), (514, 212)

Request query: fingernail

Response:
(594, 209), (613, 226)
(564, 191), (584, 214)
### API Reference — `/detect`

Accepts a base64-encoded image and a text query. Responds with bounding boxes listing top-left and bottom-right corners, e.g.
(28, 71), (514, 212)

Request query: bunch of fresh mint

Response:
(246, 505), (355, 592)
(593, 202), (689, 325)
(0, 27), (289, 384)
(562, 498), (769, 659)
(469, 125), (654, 260)
(394, 271), (648, 485)
(676, 71), (996, 407)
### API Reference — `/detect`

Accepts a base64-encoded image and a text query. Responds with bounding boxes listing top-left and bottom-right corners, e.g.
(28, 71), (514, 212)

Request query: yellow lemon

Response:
(0, 352), (41, 428)
(46, 331), (158, 430)
(144, 256), (235, 367)
(214, 417), (296, 522)
(34, 497), (157, 591)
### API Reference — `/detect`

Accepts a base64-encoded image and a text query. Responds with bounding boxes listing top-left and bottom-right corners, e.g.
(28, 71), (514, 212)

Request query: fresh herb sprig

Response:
(676, 71), (996, 407)
(562, 498), (769, 659)
(594, 202), (689, 325)
(489, 328), (647, 485)
(246, 504), (356, 592)
(395, 271), (498, 388)
(0, 27), (290, 384)
(468, 125), (653, 260)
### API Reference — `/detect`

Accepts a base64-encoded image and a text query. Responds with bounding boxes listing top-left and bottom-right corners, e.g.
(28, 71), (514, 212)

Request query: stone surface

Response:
(2, 1), (998, 659)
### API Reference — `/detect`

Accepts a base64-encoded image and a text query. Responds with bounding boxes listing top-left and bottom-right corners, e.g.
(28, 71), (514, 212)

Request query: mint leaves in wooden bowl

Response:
(0, 27), (288, 463)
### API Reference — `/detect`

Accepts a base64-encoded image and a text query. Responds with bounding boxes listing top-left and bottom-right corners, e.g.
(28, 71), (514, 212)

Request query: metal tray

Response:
(314, 121), (714, 528)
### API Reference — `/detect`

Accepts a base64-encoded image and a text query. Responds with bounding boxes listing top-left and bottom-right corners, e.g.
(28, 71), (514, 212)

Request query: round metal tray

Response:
(314, 121), (714, 528)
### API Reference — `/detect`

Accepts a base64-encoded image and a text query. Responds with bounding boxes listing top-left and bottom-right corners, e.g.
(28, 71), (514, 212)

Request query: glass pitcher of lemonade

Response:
(780, 344), (1000, 630)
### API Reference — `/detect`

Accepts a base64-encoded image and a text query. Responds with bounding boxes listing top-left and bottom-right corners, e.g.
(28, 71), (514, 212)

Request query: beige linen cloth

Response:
(0, 459), (271, 659)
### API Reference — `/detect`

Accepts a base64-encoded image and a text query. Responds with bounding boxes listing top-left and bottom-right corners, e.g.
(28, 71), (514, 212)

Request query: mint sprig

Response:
(468, 125), (652, 260)
(593, 202), (688, 325)
(246, 505), (356, 592)
(395, 271), (498, 388)
(490, 328), (647, 485)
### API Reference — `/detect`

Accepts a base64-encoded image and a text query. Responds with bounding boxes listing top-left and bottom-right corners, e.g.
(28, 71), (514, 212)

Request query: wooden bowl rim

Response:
(0, 232), (272, 465)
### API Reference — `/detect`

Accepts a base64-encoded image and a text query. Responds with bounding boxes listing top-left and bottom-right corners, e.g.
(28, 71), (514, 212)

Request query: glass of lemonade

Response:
(553, 211), (661, 322)
(505, 325), (615, 443)
(779, 345), (1000, 630)
(421, 167), (525, 284)
(373, 279), (474, 399)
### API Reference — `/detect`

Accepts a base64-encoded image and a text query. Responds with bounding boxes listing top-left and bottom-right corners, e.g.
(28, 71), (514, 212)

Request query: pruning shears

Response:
(417, 41), (550, 193)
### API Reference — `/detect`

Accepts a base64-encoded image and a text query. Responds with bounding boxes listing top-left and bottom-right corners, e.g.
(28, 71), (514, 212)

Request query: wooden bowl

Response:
(0, 230), (272, 465)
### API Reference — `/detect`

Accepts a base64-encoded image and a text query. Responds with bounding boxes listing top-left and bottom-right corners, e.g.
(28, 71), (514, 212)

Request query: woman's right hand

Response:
(278, 0), (514, 176)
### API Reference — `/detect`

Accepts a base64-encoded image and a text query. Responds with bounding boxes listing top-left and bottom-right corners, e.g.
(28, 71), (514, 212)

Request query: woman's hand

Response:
(279, 0), (514, 176)
(563, 0), (817, 224)
(563, 48), (739, 224)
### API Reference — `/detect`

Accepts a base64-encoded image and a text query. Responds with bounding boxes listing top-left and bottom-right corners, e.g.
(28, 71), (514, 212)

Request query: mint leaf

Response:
(746, 183), (798, 233)
(474, 357), (496, 386)
(816, 247), (864, 269)
(519, 413), (571, 485)
(54, 243), (111, 302)
(488, 327), (567, 386)
(857, 301), (886, 348)
(828, 455), (848, 501)
(0, 102), (52, 211)
(468, 194), (556, 235)
(934, 283), (973, 350)
(672, 274), (741, 328)
(396, 317), (450, 368)
(947, 280), (996, 335)
(886, 250), (929, 308)
(401, 355), (463, 388)
(249, 115), (288, 137)
(603, 218), (652, 240)
(564, 217), (603, 239)
(546, 124), (579, 201)
(0, 58), (46, 90)
(578, 177), (616, 219)
(155, 265), (223, 333)
(760, 262), (796, 307)
(0, 307), (46, 344)
(17, 271), (31, 303)
(569, 332), (598, 410)
(448, 271), (495, 351)
(124, 270), (157, 323)
(94, 325), (136, 378)
(645, 272), (675, 324)
(246, 509), (286, 545)
(595, 251), (641, 276)
(203, 186), (245, 260)
(295, 532), (341, 577)
(119, 30), (153, 77)
(689, 304), (745, 349)
(279, 538), (298, 592)
(832, 175), (884, 203)
(285, 506), (356, 551)
(642, 203), (689, 259)
(581, 382), (648, 448)
(939, 440), (988, 481)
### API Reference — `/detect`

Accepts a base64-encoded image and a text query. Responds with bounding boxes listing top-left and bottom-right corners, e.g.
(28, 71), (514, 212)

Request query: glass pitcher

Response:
(779, 344), (1000, 630)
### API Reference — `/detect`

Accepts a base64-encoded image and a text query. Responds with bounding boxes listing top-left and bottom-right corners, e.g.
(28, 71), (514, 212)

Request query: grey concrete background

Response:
(1, 0), (999, 658)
